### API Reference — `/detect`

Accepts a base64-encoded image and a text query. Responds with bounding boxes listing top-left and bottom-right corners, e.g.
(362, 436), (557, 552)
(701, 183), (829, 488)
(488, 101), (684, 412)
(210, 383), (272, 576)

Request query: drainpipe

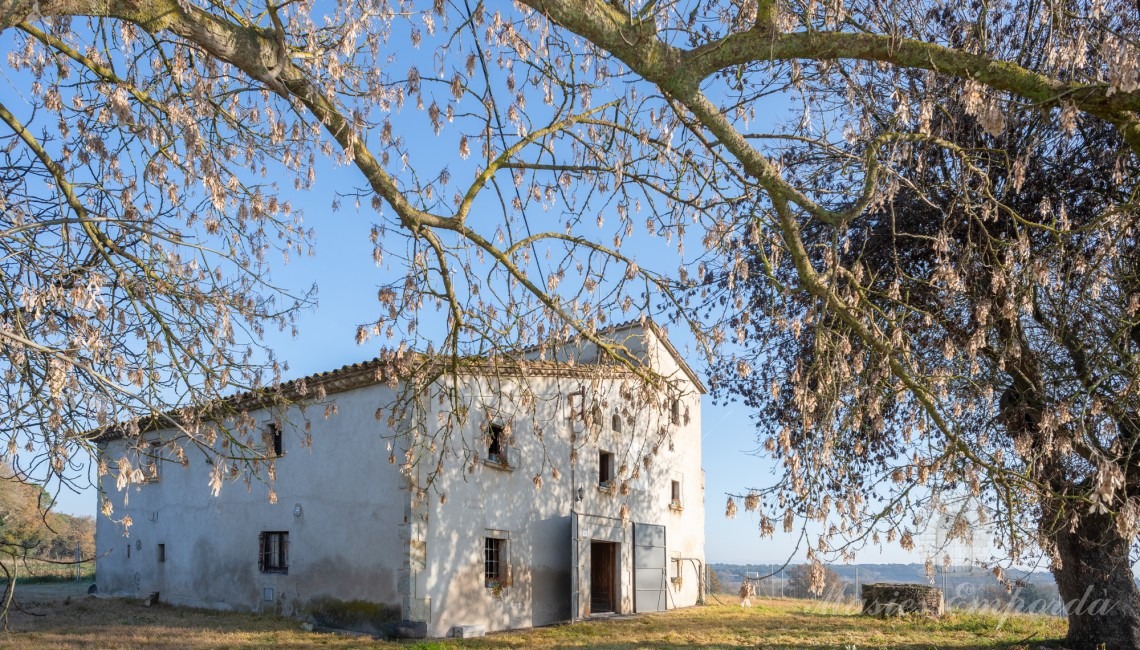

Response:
(570, 511), (579, 625)
(569, 385), (583, 624)
(570, 461), (577, 625)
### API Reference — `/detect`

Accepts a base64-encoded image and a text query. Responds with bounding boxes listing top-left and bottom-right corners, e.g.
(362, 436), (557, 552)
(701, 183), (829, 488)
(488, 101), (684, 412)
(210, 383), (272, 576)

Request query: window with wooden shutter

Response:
(259, 531), (288, 574)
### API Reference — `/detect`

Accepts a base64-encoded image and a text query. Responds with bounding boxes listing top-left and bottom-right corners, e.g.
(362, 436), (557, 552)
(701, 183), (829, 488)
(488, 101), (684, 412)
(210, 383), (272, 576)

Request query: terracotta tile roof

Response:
(93, 318), (704, 441)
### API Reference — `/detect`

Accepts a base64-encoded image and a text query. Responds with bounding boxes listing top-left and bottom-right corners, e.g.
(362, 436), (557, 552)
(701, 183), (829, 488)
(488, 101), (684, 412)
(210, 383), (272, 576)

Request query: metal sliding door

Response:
(633, 522), (667, 612)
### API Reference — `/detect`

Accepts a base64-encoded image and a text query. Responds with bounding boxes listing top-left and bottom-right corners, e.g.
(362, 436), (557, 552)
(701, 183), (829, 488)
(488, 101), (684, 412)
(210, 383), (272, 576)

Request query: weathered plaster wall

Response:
(95, 384), (407, 615)
(417, 327), (706, 637)
(94, 323), (705, 637)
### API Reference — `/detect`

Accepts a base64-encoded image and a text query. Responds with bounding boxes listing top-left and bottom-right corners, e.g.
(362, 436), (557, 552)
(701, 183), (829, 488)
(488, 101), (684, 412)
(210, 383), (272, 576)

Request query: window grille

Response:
(484, 537), (503, 587)
(258, 531), (289, 574)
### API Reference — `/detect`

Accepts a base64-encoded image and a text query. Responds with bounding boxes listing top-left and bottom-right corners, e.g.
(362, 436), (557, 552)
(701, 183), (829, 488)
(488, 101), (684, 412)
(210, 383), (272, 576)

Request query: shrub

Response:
(305, 597), (400, 635)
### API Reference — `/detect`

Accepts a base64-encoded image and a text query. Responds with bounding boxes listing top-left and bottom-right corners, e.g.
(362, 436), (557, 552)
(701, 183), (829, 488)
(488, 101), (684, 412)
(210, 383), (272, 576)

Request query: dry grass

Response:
(440, 598), (1066, 650)
(0, 584), (1066, 649)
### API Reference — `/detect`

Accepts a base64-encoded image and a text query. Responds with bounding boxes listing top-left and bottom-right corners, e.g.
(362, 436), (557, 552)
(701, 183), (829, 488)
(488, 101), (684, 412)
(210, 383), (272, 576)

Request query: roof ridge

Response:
(93, 319), (705, 441)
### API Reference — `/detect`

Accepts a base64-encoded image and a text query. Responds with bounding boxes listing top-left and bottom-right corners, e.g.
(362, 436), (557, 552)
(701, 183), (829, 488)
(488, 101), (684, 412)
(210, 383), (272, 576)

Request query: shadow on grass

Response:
(434, 639), (1059, 650)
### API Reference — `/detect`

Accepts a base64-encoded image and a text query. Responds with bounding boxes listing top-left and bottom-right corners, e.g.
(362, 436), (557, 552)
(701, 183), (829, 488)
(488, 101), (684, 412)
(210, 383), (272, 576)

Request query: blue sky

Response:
(221, 206), (924, 566)
(0, 12), (929, 567)
(257, 212), (927, 566)
(49, 163), (923, 565)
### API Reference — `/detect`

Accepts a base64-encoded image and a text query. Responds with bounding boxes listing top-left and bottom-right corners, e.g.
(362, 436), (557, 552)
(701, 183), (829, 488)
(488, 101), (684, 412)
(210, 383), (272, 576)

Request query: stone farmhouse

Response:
(94, 320), (706, 637)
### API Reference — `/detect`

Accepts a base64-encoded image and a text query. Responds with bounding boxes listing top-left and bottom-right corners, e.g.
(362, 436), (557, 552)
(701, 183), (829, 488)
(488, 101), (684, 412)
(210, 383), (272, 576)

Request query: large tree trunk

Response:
(1001, 359), (1140, 649)
(1050, 509), (1140, 649)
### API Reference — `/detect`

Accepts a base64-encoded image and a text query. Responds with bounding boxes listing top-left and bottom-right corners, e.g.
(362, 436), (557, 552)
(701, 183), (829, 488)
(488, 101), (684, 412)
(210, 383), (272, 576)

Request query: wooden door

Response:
(590, 541), (617, 613)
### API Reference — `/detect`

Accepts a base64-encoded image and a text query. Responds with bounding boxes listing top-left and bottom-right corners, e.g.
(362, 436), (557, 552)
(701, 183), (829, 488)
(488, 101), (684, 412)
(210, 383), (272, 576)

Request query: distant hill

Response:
(711, 562), (1056, 586)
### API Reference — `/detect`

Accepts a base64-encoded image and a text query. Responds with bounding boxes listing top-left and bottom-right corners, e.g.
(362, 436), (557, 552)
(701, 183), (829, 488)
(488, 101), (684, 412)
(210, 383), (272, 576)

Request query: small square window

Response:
(143, 441), (162, 483)
(485, 537), (505, 587)
(487, 423), (507, 465)
(567, 389), (586, 422)
(259, 531), (289, 574)
(599, 451), (614, 487)
(590, 404), (603, 430)
(157, 544), (165, 563)
(145, 459), (160, 482)
(670, 480), (682, 508)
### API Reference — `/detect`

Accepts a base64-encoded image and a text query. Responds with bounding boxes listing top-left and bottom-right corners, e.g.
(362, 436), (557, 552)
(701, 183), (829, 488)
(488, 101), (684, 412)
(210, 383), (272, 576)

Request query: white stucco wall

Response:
(415, 326), (706, 637)
(95, 384), (408, 615)
(94, 322), (705, 637)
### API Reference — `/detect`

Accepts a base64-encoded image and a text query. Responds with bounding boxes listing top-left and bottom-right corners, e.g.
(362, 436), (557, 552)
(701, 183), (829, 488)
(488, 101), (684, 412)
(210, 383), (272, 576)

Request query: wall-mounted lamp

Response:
(576, 487), (584, 502)
(293, 503), (303, 518)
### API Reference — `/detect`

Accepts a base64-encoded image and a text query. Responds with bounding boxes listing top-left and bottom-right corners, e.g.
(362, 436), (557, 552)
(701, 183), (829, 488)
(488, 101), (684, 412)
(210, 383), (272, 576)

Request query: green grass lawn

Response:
(0, 585), (1067, 649)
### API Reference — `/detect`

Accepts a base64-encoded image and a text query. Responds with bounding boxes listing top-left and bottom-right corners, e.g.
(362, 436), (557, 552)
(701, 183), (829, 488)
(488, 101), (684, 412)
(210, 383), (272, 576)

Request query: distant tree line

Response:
(708, 563), (851, 600)
(0, 462), (95, 569)
(708, 562), (1069, 614)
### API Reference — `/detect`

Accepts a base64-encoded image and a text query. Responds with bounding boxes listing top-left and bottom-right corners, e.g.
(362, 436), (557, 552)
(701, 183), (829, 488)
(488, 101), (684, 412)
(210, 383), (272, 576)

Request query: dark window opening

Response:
(265, 423), (283, 457)
(484, 537), (504, 587)
(157, 544), (165, 563)
(487, 423), (506, 464)
(611, 412), (622, 433)
(671, 480), (682, 507)
(259, 531), (289, 574)
(670, 399), (681, 425)
(126, 544), (130, 559)
(599, 451), (614, 487)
